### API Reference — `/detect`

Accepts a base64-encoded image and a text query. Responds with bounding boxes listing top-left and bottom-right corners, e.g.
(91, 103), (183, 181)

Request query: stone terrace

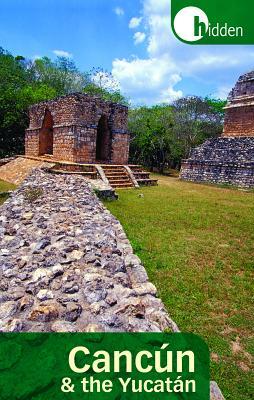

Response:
(0, 169), (176, 333)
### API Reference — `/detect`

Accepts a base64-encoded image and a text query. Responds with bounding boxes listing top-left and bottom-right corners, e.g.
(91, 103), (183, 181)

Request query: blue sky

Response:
(1, 0), (254, 105)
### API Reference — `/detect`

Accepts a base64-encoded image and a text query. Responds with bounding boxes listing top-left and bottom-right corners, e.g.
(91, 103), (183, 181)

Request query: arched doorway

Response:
(39, 109), (54, 156)
(96, 115), (112, 162)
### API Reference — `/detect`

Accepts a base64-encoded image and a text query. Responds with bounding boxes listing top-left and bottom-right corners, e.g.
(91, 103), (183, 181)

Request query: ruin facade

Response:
(180, 71), (254, 188)
(25, 93), (129, 164)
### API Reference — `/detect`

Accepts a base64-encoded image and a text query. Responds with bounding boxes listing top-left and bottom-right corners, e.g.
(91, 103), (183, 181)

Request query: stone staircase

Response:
(49, 162), (98, 179)
(0, 156), (158, 190)
(101, 165), (134, 188)
(129, 165), (158, 186)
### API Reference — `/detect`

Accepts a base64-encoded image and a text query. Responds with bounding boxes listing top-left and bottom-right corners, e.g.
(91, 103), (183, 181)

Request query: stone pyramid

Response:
(180, 71), (254, 188)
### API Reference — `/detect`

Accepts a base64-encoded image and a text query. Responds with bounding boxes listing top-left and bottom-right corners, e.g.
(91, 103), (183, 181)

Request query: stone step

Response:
(101, 164), (127, 168)
(110, 182), (133, 188)
(134, 171), (149, 175)
(134, 172), (150, 179)
(108, 179), (132, 185)
(100, 165), (134, 188)
(103, 170), (126, 173)
(104, 169), (126, 174)
(131, 167), (144, 172)
(108, 175), (130, 182)
(105, 173), (129, 178)
(137, 179), (158, 186)
(49, 169), (97, 177)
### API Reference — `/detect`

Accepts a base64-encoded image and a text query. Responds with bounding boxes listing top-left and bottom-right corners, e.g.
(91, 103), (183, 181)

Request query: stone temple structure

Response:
(180, 71), (254, 188)
(24, 93), (157, 189)
(25, 93), (129, 164)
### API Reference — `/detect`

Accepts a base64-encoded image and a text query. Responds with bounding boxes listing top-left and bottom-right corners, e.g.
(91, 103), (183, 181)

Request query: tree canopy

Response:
(129, 96), (226, 172)
(0, 47), (226, 170)
(0, 48), (127, 158)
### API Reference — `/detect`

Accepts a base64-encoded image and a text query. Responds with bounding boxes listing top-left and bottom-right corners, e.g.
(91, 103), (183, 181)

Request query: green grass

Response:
(0, 179), (16, 204)
(104, 175), (254, 400)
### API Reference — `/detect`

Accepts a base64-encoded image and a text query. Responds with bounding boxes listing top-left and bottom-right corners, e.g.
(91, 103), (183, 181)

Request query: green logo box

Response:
(171, 0), (254, 44)
(0, 332), (209, 399)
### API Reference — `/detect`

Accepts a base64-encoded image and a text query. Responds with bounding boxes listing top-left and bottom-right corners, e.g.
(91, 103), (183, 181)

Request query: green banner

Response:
(171, 0), (254, 44)
(0, 333), (209, 399)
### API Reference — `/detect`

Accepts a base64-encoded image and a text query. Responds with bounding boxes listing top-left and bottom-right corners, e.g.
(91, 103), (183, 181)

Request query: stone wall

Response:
(0, 168), (224, 398)
(180, 138), (254, 188)
(223, 71), (254, 137)
(0, 169), (177, 333)
(223, 102), (254, 138)
(25, 93), (129, 164)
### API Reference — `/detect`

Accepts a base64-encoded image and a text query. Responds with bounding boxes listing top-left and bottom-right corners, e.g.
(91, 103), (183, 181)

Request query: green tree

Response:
(83, 68), (129, 105)
(32, 56), (90, 95)
(0, 49), (127, 157)
(128, 105), (178, 173)
(172, 96), (224, 159)
(0, 48), (29, 157)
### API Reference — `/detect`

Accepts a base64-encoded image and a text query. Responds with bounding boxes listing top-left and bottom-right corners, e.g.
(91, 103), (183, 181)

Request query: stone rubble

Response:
(0, 169), (177, 333)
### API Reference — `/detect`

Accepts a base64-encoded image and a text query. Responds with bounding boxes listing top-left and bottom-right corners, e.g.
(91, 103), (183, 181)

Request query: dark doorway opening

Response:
(39, 109), (54, 156)
(96, 115), (112, 162)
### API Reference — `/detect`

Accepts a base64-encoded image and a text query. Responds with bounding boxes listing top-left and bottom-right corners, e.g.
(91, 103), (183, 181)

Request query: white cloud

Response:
(112, 56), (182, 105)
(114, 7), (124, 16)
(129, 17), (142, 29)
(134, 32), (146, 45)
(143, 0), (171, 15)
(53, 49), (72, 58)
(213, 85), (231, 100)
(92, 71), (120, 91)
(111, 0), (254, 104)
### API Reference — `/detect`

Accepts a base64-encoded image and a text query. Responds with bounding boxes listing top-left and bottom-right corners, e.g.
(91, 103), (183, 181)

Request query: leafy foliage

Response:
(0, 47), (225, 167)
(83, 68), (129, 105)
(0, 48), (128, 158)
(172, 96), (225, 159)
(128, 105), (180, 173)
(129, 96), (225, 172)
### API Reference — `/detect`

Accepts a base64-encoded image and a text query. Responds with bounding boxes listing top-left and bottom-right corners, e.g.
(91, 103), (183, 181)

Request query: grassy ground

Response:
(0, 179), (16, 204)
(104, 175), (254, 400)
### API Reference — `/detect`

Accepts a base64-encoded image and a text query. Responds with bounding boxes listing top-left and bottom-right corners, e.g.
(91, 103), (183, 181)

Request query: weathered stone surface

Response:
(210, 381), (225, 400)
(180, 137), (254, 188)
(28, 304), (60, 322)
(0, 168), (223, 399)
(224, 71), (254, 138)
(25, 93), (129, 164)
(0, 169), (176, 332)
(180, 71), (254, 188)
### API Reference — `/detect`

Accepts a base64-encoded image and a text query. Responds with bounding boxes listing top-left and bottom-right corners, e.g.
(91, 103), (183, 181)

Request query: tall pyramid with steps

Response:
(180, 71), (254, 188)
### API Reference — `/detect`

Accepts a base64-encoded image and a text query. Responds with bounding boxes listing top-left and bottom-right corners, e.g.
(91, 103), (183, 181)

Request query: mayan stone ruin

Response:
(180, 71), (254, 188)
(22, 93), (157, 189)
(25, 93), (129, 164)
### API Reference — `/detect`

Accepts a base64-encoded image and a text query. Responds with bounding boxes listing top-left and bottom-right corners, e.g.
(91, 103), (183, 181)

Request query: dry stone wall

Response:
(0, 168), (224, 399)
(180, 137), (254, 188)
(0, 169), (177, 333)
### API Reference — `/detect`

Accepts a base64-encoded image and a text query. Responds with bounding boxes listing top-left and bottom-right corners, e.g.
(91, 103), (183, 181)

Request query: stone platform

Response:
(0, 155), (157, 189)
(180, 137), (254, 188)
